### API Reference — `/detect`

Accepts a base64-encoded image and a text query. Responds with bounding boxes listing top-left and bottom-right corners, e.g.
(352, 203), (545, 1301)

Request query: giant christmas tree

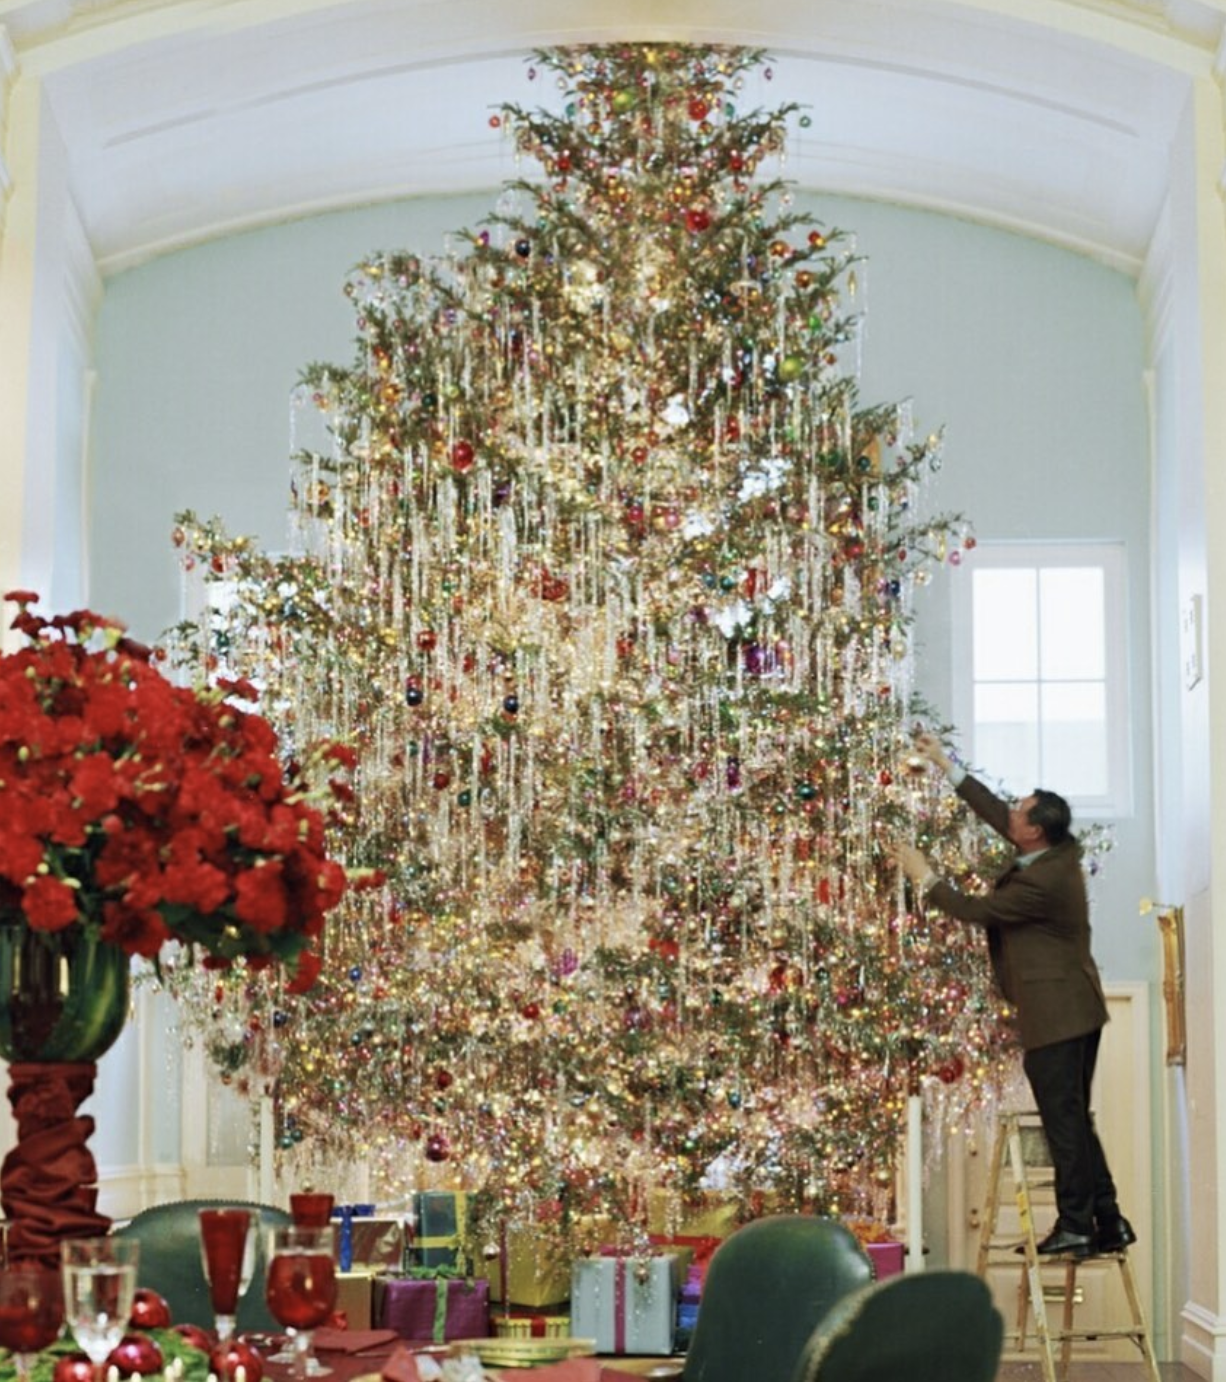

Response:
(169, 45), (1008, 1250)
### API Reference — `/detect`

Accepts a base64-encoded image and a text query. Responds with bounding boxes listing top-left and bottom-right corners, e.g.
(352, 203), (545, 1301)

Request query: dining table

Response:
(263, 1331), (683, 1382)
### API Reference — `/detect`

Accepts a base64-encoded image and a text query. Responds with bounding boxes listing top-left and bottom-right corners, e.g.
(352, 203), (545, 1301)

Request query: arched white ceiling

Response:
(3, 0), (1223, 274)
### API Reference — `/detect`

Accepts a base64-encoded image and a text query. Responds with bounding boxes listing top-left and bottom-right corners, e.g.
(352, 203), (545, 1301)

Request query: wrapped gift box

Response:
(866, 1240), (904, 1280)
(411, 1192), (469, 1271)
(646, 1191), (739, 1241)
(334, 1269), (379, 1330)
(570, 1254), (680, 1356)
(491, 1311), (571, 1339)
(647, 1233), (720, 1285)
(351, 1218), (407, 1270)
(481, 1224), (571, 1308)
(675, 1300), (700, 1350)
(374, 1274), (490, 1344)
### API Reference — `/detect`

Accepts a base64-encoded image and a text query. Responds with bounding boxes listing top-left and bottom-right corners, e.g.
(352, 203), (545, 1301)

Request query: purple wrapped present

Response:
(374, 1273), (490, 1343)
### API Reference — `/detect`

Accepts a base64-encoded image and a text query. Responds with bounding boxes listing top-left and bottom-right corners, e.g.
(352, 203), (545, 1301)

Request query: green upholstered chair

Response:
(681, 1216), (875, 1382)
(113, 1198), (293, 1334)
(793, 1270), (1004, 1382)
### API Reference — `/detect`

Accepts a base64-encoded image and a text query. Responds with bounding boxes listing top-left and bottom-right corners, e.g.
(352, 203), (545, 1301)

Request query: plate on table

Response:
(450, 1337), (598, 1369)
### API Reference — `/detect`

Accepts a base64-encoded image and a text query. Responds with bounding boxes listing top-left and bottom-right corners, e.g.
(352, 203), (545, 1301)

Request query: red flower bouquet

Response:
(0, 590), (357, 980)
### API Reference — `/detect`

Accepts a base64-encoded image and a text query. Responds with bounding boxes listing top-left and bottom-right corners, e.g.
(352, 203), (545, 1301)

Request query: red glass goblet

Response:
(289, 1194), (335, 1229)
(0, 1264), (64, 1382)
(198, 1208), (254, 1343)
(264, 1226), (336, 1381)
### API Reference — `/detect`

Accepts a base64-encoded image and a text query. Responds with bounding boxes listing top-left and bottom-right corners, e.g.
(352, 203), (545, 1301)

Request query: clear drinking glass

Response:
(0, 1264), (64, 1382)
(60, 1238), (139, 1371)
(198, 1208), (255, 1343)
(264, 1225), (336, 1381)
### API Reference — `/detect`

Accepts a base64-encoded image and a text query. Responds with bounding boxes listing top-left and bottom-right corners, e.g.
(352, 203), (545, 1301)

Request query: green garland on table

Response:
(0, 1330), (211, 1382)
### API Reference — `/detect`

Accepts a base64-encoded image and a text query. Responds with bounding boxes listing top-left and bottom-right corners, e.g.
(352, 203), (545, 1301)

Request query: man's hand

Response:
(912, 731), (952, 775)
(893, 842), (936, 890)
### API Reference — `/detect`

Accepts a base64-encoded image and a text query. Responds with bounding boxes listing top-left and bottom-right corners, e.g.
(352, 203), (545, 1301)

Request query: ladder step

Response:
(1051, 1328), (1150, 1343)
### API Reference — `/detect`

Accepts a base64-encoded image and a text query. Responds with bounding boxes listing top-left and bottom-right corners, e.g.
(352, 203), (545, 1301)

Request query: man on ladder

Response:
(894, 731), (1135, 1260)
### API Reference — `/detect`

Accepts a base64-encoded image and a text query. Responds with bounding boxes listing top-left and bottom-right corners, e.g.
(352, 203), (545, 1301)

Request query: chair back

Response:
(113, 1198), (293, 1333)
(682, 1215), (874, 1382)
(794, 1269), (1004, 1382)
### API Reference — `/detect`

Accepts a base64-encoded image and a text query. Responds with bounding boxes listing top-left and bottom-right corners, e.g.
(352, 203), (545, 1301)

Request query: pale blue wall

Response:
(85, 189), (1156, 1158)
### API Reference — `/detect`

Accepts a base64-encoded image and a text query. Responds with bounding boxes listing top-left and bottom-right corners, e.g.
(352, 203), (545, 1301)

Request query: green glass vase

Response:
(0, 920), (129, 1062)
(0, 921), (130, 1264)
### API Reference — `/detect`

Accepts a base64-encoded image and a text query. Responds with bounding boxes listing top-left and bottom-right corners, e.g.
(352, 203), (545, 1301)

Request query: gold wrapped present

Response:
(479, 1224), (571, 1307)
(491, 1313), (571, 1339)
(646, 1189), (740, 1240)
(334, 1269), (378, 1330)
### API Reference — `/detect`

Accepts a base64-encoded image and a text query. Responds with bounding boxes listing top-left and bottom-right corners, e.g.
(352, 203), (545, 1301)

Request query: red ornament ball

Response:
(210, 1339), (265, 1382)
(52, 1356), (94, 1382)
(173, 1323), (214, 1353)
(685, 207), (712, 234)
(107, 1335), (164, 1376)
(450, 439), (475, 472)
(687, 97), (710, 121)
(129, 1287), (172, 1330)
(937, 1056), (966, 1085)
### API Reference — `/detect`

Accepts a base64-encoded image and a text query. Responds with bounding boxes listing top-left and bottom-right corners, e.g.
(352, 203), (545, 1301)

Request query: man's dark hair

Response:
(1027, 789), (1072, 845)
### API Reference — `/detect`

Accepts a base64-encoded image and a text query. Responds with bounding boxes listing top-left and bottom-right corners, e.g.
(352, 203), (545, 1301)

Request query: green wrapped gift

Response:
(412, 1191), (470, 1270)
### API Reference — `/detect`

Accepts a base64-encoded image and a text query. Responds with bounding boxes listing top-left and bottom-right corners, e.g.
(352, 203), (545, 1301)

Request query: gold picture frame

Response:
(1142, 898), (1186, 1066)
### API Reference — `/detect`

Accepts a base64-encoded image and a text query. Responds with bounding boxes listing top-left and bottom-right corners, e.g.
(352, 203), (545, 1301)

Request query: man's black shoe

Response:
(1035, 1227), (1095, 1258)
(1096, 1217), (1137, 1254)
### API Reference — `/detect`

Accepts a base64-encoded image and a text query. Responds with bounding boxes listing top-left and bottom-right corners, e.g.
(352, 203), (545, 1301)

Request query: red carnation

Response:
(21, 875), (79, 931)
(234, 861), (289, 933)
(100, 901), (171, 958)
(285, 947), (323, 995)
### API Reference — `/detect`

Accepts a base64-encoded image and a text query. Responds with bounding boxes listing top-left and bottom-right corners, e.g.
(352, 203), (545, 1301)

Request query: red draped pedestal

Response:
(2, 1061), (111, 1265)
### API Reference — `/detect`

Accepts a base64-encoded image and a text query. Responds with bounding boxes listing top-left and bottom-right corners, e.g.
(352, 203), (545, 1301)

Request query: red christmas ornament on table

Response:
(52, 1355), (94, 1382)
(173, 1323), (213, 1352)
(107, 1335), (164, 1376)
(210, 1338), (265, 1382)
(128, 1287), (172, 1329)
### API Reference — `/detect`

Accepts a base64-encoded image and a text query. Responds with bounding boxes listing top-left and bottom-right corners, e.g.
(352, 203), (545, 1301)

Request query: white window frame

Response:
(949, 541), (1131, 819)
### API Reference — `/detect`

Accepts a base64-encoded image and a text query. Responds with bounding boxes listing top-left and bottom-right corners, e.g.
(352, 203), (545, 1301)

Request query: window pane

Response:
(1039, 568), (1105, 680)
(973, 569), (1037, 680)
(1040, 682), (1108, 798)
(974, 682), (1039, 789)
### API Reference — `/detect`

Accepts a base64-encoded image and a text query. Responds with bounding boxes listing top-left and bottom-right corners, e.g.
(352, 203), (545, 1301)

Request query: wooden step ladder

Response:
(976, 1111), (1159, 1382)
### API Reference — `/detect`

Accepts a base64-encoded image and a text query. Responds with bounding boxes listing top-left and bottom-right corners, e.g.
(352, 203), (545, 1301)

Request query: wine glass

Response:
(265, 1200), (331, 1366)
(0, 1264), (64, 1382)
(198, 1208), (255, 1343)
(264, 1226), (337, 1381)
(60, 1238), (138, 1373)
(289, 1193), (334, 1229)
